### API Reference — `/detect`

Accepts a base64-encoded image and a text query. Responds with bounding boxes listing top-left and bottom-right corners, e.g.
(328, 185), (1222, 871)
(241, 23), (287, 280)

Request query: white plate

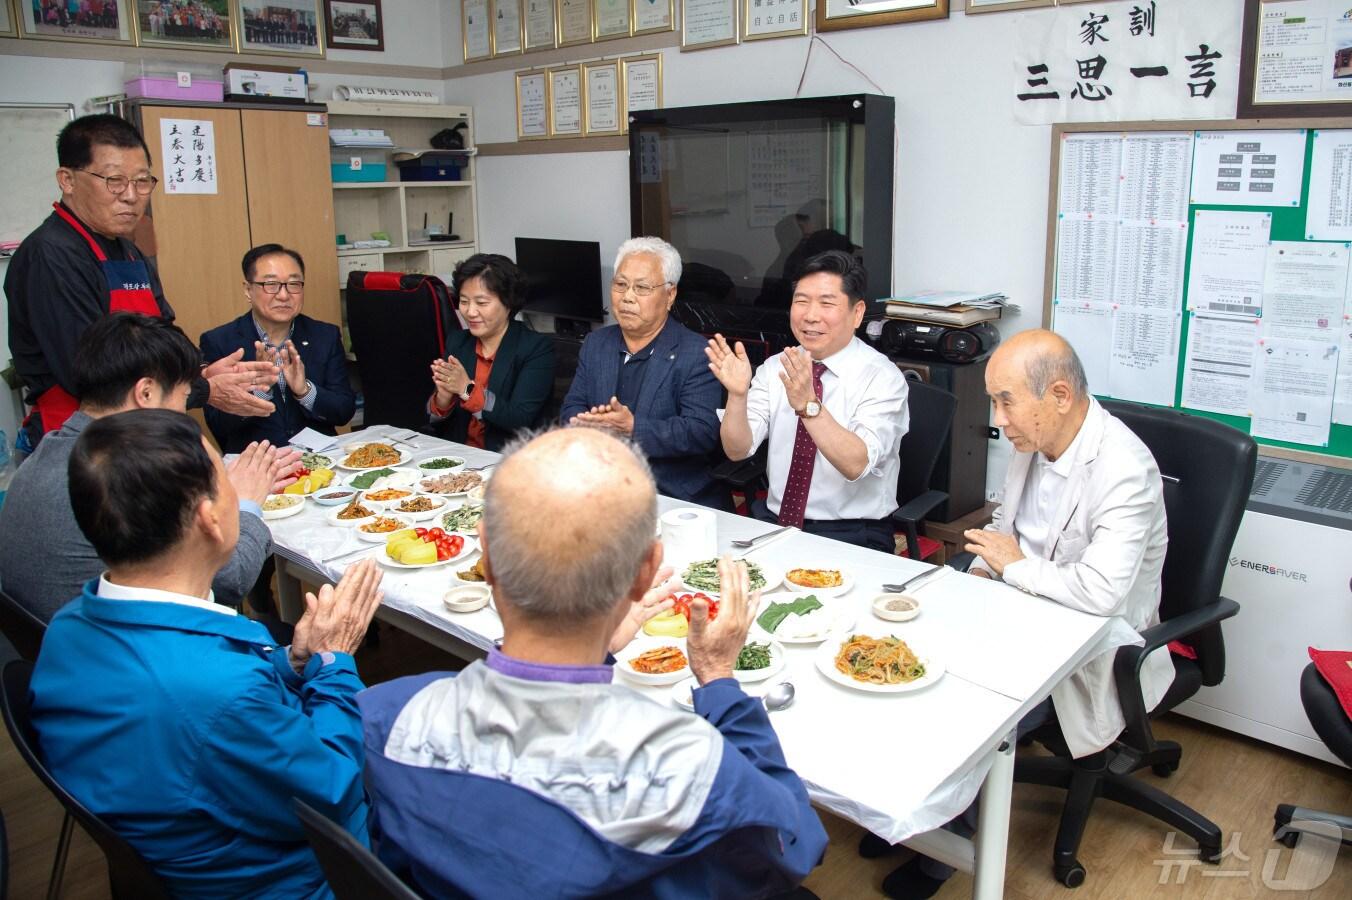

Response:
(413, 454), (467, 474)
(344, 467), (420, 491)
(355, 516), (414, 542)
(669, 676), (784, 711)
(419, 471), (487, 496)
(813, 636), (945, 694)
(335, 445), (408, 471)
(680, 559), (783, 597)
(614, 636), (692, 686)
(439, 502), (485, 534)
(733, 640), (786, 683)
(377, 534), (479, 569)
(384, 495), (451, 521)
(753, 592), (856, 644)
(261, 495), (305, 520)
(782, 566), (855, 598)
(326, 504), (379, 527)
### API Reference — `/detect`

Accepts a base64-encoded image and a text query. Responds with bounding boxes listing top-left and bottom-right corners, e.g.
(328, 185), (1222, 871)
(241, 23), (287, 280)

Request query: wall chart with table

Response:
(1045, 118), (1352, 468)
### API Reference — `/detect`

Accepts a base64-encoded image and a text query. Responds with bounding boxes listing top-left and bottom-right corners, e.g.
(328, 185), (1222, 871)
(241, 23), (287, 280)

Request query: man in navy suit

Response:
(200, 244), (357, 454)
(560, 237), (725, 509)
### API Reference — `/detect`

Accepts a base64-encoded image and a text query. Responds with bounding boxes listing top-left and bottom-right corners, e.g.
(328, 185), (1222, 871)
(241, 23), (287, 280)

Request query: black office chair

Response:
(0, 661), (171, 900)
(1013, 400), (1256, 887)
(1273, 662), (1352, 848)
(1, 808), (9, 900)
(0, 588), (45, 662)
(346, 271), (460, 431)
(294, 799), (422, 900)
(890, 379), (957, 561)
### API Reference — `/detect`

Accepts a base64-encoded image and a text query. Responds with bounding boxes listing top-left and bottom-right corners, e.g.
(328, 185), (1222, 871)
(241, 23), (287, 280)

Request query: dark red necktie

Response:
(777, 361), (827, 529)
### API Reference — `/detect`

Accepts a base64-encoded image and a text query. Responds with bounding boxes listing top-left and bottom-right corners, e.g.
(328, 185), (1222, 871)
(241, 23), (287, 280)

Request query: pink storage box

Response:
(124, 77), (224, 103)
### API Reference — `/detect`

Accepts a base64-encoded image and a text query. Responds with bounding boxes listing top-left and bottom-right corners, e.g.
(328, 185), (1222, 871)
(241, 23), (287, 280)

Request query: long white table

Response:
(269, 426), (1122, 899)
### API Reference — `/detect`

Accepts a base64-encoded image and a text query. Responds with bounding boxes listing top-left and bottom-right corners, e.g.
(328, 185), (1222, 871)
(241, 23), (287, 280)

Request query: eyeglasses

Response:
(76, 170), (159, 196)
(250, 280), (306, 295)
(610, 280), (669, 298)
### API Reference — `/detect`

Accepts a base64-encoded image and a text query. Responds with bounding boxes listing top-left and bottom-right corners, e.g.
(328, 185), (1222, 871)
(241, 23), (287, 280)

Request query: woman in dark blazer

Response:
(428, 254), (556, 451)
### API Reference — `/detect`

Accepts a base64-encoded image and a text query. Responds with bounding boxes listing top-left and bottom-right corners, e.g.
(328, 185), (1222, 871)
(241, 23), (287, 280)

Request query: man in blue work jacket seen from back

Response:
(30, 408), (385, 899)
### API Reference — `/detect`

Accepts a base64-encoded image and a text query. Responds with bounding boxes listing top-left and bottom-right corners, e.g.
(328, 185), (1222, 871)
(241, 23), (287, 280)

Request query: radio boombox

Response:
(869, 319), (1000, 364)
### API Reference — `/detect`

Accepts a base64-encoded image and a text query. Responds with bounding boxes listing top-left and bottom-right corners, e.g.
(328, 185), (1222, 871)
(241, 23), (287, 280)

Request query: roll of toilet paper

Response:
(660, 507), (717, 563)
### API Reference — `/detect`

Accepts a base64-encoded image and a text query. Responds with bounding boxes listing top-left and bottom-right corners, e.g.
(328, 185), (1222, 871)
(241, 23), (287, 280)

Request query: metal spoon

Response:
(762, 682), (796, 711)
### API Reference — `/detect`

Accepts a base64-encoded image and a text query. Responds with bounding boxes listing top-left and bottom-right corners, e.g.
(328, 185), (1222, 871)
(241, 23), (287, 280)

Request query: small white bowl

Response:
(872, 593), (921, 622)
(443, 585), (491, 613)
(313, 489), (360, 507)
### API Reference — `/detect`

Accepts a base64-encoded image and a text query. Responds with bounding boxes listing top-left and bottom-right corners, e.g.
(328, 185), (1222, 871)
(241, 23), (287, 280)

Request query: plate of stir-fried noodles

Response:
(814, 634), (945, 693)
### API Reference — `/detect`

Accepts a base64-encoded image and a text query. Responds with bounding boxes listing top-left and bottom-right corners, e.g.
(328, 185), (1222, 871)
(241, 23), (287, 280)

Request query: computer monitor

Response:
(514, 237), (605, 327)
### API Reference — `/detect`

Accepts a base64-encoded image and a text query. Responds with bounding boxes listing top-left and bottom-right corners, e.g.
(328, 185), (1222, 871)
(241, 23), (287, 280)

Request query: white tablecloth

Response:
(269, 425), (1119, 843)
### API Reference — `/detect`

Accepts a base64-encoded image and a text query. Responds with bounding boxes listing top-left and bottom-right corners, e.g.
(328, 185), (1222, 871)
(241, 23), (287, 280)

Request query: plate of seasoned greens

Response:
(732, 640), (785, 683)
(440, 503), (485, 535)
(681, 558), (781, 596)
(298, 451), (332, 470)
(415, 455), (466, 473)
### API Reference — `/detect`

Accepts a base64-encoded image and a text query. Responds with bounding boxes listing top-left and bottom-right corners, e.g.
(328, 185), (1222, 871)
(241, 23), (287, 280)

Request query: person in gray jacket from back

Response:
(0, 313), (293, 623)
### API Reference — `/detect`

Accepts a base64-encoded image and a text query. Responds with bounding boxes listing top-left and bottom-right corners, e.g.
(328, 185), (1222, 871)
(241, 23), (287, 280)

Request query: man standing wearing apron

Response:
(5, 114), (277, 448)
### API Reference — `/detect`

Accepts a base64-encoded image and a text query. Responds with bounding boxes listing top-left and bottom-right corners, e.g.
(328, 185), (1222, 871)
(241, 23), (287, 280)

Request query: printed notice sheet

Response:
(1251, 338), (1339, 446)
(1187, 210), (1271, 318)
(1119, 133), (1194, 222)
(1306, 129), (1352, 241)
(1052, 302), (1113, 393)
(1335, 282), (1352, 425)
(1182, 314), (1260, 416)
(1191, 130), (1306, 207)
(1260, 241), (1348, 339)
(1254, 0), (1352, 106)
(1109, 308), (1182, 407)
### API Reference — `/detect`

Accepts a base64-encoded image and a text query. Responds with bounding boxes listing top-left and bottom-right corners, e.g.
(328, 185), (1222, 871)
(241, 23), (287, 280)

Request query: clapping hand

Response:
(430, 356), (470, 407)
(225, 440), (282, 506)
(289, 559), (384, 673)
(686, 556), (759, 685)
(705, 334), (753, 397)
(570, 396), (635, 436)
(207, 347), (278, 417)
(277, 341), (309, 398)
(778, 346), (817, 412)
(608, 565), (678, 653)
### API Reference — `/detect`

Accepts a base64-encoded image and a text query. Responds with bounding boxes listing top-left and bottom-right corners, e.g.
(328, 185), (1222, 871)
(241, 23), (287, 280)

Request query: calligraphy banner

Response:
(1013, 0), (1242, 125)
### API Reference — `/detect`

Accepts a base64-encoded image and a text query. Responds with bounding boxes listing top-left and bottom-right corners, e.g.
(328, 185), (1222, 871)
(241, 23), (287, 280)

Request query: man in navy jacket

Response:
(201, 243), (356, 453)
(359, 427), (827, 898)
(560, 236), (725, 508)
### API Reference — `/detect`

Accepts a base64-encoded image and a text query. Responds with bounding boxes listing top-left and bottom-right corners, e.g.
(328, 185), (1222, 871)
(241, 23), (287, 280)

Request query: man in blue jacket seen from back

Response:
(30, 408), (385, 899)
(359, 427), (828, 898)
(560, 236), (726, 508)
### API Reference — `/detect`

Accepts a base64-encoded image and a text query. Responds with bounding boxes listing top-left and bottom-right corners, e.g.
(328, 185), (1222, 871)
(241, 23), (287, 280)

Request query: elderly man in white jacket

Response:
(877, 328), (1174, 900)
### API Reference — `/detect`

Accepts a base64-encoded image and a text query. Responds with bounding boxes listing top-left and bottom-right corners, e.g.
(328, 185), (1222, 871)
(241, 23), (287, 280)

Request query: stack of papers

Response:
(329, 129), (394, 148)
(884, 290), (1017, 326)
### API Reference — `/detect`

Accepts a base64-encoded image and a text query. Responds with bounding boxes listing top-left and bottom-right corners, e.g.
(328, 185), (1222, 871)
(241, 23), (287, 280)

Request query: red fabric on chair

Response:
(1308, 647), (1352, 719)
(895, 535), (944, 562)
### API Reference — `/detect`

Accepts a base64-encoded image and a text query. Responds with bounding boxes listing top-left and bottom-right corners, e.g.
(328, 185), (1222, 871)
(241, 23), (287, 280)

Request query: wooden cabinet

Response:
(130, 100), (340, 346)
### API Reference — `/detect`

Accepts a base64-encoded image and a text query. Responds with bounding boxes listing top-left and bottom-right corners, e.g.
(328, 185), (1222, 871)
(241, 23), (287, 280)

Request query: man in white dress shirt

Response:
(875, 328), (1175, 899)
(707, 250), (909, 552)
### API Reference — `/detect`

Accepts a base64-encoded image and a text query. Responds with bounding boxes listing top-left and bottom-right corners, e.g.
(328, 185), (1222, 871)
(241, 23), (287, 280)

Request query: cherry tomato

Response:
(448, 536), (464, 554)
(436, 545), (451, 562)
(670, 592), (717, 623)
(414, 527), (428, 538)
(428, 527), (446, 539)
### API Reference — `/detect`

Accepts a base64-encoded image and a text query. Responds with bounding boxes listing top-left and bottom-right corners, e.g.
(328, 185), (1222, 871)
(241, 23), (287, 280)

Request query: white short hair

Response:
(614, 236), (682, 286)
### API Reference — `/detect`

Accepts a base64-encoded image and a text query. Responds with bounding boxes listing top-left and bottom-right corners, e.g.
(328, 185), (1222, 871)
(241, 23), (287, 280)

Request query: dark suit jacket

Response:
(434, 320), (556, 452)
(560, 318), (723, 505)
(200, 313), (357, 453)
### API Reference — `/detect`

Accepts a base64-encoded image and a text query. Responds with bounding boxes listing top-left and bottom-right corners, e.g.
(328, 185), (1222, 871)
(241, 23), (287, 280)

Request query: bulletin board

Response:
(1043, 117), (1352, 469)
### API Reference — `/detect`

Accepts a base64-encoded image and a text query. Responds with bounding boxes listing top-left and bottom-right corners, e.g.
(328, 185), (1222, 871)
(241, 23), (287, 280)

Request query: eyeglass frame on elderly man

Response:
(248, 280), (306, 295)
(610, 279), (672, 298)
(74, 170), (160, 196)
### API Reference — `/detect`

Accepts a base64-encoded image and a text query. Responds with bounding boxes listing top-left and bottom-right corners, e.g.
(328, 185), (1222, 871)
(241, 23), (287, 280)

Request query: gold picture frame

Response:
(816, 0), (947, 34)
(964, 0), (1051, 14)
(235, 0), (326, 58)
(516, 69), (549, 140)
(621, 52), (662, 132)
(592, 0), (629, 40)
(583, 59), (622, 136)
(548, 63), (584, 137)
(741, 0), (805, 41)
(463, 0), (492, 61)
(630, 0), (672, 36)
(491, 0), (523, 56)
(681, 0), (736, 51)
(1, 0), (19, 38)
(522, 0), (557, 51)
(18, 0), (136, 48)
(132, 0), (233, 51)
(556, 0), (591, 46)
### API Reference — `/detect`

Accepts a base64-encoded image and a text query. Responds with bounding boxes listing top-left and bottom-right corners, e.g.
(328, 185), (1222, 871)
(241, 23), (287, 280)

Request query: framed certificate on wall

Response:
(549, 65), (584, 136)
(742, 0), (805, 41)
(463, 0), (493, 61)
(523, 0), (557, 51)
(681, 0), (737, 51)
(517, 70), (549, 139)
(622, 53), (663, 118)
(492, 0), (524, 56)
(632, 0), (674, 36)
(557, 0), (592, 45)
(593, 0), (631, 40)
(583, 60), (623, 136)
